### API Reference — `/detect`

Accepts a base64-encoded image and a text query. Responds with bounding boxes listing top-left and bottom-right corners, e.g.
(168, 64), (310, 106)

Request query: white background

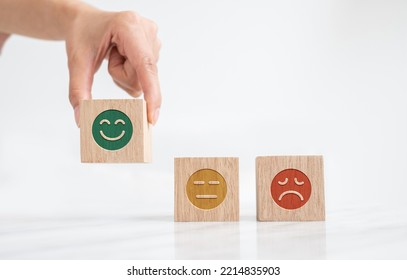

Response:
(0, 0), (406, 259)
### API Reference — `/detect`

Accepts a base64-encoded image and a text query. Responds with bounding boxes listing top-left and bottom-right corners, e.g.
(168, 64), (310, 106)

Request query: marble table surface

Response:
(1, 204), (406, 260)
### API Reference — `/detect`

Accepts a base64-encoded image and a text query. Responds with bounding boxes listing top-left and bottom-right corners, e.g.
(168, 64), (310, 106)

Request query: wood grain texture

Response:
(80, 99), (152, 163)
(174, 157), (239, 222)
(256, 156), (325, 221)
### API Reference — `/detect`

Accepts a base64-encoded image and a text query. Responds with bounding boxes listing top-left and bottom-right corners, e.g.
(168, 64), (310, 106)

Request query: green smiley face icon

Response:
(92, 109), (133, 151)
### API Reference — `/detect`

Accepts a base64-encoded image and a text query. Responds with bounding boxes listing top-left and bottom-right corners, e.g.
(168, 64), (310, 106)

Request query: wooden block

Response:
(80, 99), (152, 163)
(256, 156), (325, 221)
(174, 157), (239, 222)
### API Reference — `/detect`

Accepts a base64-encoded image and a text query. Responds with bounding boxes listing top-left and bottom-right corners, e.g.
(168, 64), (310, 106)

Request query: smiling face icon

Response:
(186, 169), (227, 210)
(271, 169), (312, 210)
(92, 109), (133, 151)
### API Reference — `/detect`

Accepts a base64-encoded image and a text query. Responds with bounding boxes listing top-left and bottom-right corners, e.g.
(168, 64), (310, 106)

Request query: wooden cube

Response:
(80, 99), (152, 163)
(174, 157), (239, 222)
(256, 156), (325, 221)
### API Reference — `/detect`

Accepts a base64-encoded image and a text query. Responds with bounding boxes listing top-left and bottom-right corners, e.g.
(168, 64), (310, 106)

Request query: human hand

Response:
(66, 9), (161, 126)
(0, 33), (10, 54)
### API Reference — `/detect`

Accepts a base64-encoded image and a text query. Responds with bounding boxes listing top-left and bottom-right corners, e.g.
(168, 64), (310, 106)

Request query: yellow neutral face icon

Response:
(186, 169), (227, 210)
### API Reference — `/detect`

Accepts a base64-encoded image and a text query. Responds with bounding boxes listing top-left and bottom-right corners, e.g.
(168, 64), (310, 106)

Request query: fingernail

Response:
(153, 108), (160, 125)
(74, 106), (80, 128)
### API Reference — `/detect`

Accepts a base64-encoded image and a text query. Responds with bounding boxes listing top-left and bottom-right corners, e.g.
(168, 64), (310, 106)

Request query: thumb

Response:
(0, 33), (10, 54)
(68, 52), (94, 127)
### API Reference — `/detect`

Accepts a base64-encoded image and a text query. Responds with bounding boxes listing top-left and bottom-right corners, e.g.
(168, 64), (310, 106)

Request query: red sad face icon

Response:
(270, 169), (311, 210)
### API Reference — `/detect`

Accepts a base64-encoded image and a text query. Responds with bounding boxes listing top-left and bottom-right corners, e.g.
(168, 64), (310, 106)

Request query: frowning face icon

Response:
(92, 109), (133, 151)
(271, 169), (311, 210)
(186, 169), (227, 210)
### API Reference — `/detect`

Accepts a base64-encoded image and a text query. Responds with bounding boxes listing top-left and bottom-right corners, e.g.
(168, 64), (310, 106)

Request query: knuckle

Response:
(150, 21), (158, 33)
(68, 89), (81, 107)
(117, 11), (141, 23)
(139, 55), (158, 75)
(113, 11), (158, 34)
(69, 86), (91, 107)
(111, 11), (142, 32)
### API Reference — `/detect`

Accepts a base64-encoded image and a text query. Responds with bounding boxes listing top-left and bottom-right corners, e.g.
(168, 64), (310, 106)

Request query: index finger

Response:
(118, 29), (162, 125)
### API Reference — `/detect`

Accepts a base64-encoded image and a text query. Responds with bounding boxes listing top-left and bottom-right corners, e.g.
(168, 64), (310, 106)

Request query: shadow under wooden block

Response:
(174, 157), (239, 222)
(80, 99), (152, 163)
(256, 156), (325, 221)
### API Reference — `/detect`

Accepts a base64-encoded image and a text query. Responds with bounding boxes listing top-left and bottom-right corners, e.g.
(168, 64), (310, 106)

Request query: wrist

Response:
(58, 0), (101, 40)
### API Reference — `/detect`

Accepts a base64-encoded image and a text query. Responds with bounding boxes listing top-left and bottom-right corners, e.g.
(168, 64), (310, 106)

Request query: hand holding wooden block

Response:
(80, 99), (152, 163)
(256, 156), (325, 221)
